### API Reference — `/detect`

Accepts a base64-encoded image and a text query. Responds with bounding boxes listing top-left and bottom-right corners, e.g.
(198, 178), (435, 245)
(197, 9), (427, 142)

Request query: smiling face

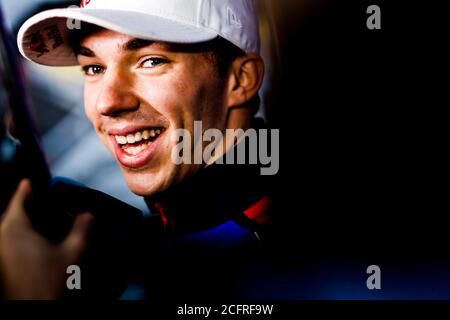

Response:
(77, 29), (232, 196)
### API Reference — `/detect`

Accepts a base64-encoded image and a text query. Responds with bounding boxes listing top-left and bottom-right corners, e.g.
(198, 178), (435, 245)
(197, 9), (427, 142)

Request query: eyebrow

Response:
(75, 38), (155, 57)
(123, 38), (155, 51)
(75, 46), (95, 57)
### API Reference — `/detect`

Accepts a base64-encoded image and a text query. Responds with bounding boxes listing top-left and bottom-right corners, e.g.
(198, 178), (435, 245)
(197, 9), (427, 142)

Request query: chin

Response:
(122, 165), (175, 197)
(127, 182), (160, 197)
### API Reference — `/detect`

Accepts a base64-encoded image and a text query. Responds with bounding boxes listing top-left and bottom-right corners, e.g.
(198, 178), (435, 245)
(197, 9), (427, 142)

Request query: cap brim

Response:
(18, 8), (218, 66)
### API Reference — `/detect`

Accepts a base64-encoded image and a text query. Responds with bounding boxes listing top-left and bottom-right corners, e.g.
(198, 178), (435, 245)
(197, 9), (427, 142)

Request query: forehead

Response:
(73, 25), (216, 55)
(77, 28), (171, 52)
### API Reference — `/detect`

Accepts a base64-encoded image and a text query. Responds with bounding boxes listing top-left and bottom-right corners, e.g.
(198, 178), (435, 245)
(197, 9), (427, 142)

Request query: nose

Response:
(94, 68), (139, 117)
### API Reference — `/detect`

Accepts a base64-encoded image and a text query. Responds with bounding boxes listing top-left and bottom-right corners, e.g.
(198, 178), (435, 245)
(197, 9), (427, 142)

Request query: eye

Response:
(82, 65), (105, 76)
(140, 57), (168, 69)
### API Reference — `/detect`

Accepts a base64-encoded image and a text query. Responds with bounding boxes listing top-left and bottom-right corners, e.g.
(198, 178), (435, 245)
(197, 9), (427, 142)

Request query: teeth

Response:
(135, 132), (142, 142)
(124, 142), (150, 155)
(115, 136), (127, 145)
(115, 128), (163, 146)
(127, 134), (135, 144)
(125, 147), (137, 156)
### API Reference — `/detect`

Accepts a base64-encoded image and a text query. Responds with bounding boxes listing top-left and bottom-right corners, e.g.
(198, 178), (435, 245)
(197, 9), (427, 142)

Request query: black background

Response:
(271, 0), (447, 262)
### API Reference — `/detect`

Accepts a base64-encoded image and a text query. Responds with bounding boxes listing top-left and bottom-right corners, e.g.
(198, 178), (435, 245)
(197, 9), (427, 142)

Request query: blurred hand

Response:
(0, 179), (93, 299)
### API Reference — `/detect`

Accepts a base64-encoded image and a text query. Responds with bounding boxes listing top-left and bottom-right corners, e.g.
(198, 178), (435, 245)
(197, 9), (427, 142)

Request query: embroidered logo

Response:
(44, 24), (64, 50)
(29, 24), (64, 58)
(29, 29), (49, 57)
(227, 7), (243, 29)
(80, 0), (93, 8)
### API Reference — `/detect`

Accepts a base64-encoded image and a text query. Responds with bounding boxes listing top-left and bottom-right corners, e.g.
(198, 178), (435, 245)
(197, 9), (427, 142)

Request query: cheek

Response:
(135, 75), (198, 127)
(84, 86), (99, 127)
(164, 75), (227, 128)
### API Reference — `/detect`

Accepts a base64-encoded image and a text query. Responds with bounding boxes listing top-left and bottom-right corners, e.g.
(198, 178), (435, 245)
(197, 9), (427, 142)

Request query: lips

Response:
(108, 126), (165, 169)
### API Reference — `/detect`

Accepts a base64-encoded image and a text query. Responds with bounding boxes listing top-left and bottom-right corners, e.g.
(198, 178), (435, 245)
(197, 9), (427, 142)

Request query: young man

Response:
(0, 0), (276, 299)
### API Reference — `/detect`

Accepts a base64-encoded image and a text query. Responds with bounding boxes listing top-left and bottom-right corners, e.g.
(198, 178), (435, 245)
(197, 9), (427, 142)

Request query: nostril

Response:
(94, 75), (140, 117)
(96, 91), (140, 117)
(106, 103), (140, 118)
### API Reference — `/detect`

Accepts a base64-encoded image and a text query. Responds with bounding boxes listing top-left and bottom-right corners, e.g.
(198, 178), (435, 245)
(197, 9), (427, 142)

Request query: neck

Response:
(227, 106), (255, 131)
(205, 105), (256, 166)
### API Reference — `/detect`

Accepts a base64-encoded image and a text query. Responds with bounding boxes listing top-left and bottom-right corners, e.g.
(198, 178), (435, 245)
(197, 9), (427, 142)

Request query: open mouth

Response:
(114, 128), (164, 156)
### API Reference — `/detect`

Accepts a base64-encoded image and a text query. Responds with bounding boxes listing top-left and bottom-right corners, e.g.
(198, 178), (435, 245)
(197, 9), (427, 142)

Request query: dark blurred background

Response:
(264, 0), (448, 298)
(272, 1), (450, 292)
(271, 0), (447, 258)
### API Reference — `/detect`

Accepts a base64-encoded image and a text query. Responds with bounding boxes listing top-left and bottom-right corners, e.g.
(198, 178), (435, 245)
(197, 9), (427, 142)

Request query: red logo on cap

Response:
(80, 0), (93, 8)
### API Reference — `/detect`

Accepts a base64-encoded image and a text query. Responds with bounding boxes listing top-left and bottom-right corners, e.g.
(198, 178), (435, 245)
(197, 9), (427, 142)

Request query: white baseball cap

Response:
(17, 0), (260, 66)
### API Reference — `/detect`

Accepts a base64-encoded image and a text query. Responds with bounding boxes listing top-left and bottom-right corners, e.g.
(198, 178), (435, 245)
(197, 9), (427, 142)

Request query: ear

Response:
(227, 53), (265, 108)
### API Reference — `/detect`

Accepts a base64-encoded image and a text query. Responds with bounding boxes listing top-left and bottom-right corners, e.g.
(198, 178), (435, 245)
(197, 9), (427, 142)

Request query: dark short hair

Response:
(200, 37), (246, 77)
